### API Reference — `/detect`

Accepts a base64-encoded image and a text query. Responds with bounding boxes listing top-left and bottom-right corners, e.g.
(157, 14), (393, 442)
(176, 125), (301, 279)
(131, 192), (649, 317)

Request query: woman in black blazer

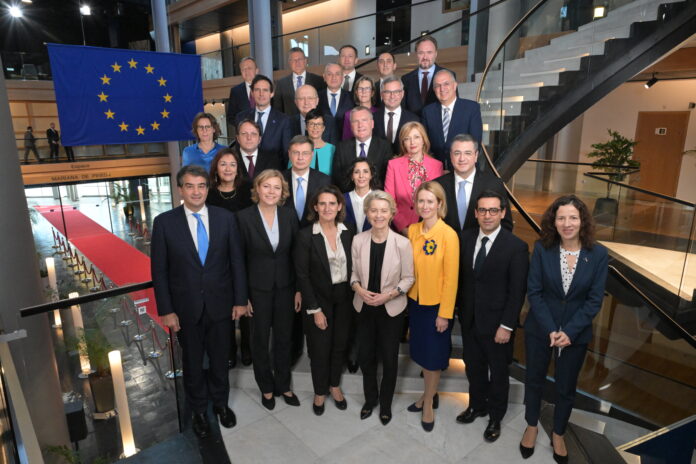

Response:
(294, 184), (354, 416)
(237, 169), (302, 410)
(520, 195), (608, 463)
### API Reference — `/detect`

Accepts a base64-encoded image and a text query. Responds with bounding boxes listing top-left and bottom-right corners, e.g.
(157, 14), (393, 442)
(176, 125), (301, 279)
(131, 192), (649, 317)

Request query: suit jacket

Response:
(236, 107), (292, 163)
(290, 112), (338, 146)
(282, 168), (331, 228)
(151, 205), (248, 326)
(458, 227), (529, 334)
(332, 137), (393, 192)
(525, 241), (608, 345)
(272, 72), (325, 116)
(294, 223), (354, 311)
(236, 205), (299, 291)
(343, 192), (372, 233)
(46, 128), (60, 144)
(373, 107), (420, 154)
(345, 71), (364, 94)
(350, 229), (415, 316)
(236, 147), (282, 179)
(402, 65), (453, 116)
(433, 170), (513, 233)
(227, 82), (252, 126)
(422, 98), (483, 166)
(318, 89), (355, 139)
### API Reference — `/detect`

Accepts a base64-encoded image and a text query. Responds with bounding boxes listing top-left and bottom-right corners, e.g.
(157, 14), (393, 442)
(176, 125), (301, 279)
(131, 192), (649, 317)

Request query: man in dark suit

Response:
(318, 63), (354, 140)
(331, 106), (392, 192)
(339, 44), (363, 93)
(236, 75), (292, 164)
(434, 134), (512, 233)
(235, 119), (281, 178)
(283, 135), (331, 228)
(290, 85), (337, 146)
(374, 76), (420, 154)
(273, 47), (325, 116)
(226, 57), (258, 137)
(422, 70), (483, 167)
(46, 122), (60, 160)
(151, 165), (248, 439)
(456, 189), (529, 442)
(374, 51), (397, 103)
(401, 36), (453, 116)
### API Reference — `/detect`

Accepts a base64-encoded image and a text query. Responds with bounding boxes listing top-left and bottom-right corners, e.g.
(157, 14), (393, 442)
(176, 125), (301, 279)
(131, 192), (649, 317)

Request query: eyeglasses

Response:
(382, 89), (403, 96)
(306, 122), (324, 128)
(476, 207), (501, 216)
(197, 125), (213, 130)
(291, 151), (313, 158)
(433, 81), (454, 90)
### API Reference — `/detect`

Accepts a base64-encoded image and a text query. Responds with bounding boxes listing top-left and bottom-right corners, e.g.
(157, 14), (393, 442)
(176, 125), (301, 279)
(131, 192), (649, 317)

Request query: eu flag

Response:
(47, 44), (202, 146)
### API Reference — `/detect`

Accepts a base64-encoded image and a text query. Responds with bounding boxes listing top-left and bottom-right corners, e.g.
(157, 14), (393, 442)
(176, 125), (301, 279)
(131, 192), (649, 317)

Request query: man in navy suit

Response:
(318, 63), (355, 140)
(401, 36), (453, 116)
(226, 57), (258, 137)
(422, 70), (482, 168)
(339, 45), (363, 93)
(151, 165), (248, 438)
(236, 75), (292, 164)
(374, 52), (398, 103)
(236, 119), (281, 178)
(273, 47), (325, 116)
(290, 84), (337, 146)
(456, 190), (528, 442)
(374, 76), (420, 154)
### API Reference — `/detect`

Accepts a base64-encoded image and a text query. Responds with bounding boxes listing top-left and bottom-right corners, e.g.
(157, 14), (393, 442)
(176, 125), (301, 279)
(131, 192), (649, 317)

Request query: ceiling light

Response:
(593, 6), (606, 18)
(80, 4), (91, 15)
(644, 74), (658, 89)
(21, 0), (32, 3)
(9, 5), (23, 17)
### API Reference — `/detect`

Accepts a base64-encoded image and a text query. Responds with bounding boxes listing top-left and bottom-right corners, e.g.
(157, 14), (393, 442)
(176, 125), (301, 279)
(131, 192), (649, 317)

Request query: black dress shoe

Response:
(519, 443), (535, 459)
(407, 393), (439, 412)
(313, 401), (325, 416)
(360, 403), (374, 420)
(261, 394), (275, 410)
(282, 392), (301, 407)
(241, 354), (252, 366)
(192, 412), (210, 439)
(346, 360), (359, 373)
(379, 409), (392, 426)
(214, 405), (237, 429)
(456, 407), (487, 424)
(551, 439), (568, 464)
(483, 419), (501, 442)
(333, 397), (347, 410)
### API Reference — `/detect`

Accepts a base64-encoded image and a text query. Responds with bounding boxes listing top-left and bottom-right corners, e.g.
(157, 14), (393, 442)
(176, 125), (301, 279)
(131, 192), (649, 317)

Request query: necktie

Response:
(343, 74), (351, 91)
(386, 111), (395, 143)
(248, 86), (255, 108)
(192, 213), (208, 265)
(442, 107), (451, 141)
(457, 180), (467, 229)
(301, 116), (307, 136)
(474, 236), (489, 274)
(296, 75), (303, 89)
(330, 93), (337, 116)
(256, 111), (264, 136)
(246, 155), (256, 178)
(420, 71), (429, 104)
(295, 177), (305, 221)
(359, 142), (366, 158)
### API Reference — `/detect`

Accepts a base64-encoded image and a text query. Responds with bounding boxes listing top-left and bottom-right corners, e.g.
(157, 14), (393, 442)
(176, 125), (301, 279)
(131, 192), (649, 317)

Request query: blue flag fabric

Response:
(47, 44), (202, 146)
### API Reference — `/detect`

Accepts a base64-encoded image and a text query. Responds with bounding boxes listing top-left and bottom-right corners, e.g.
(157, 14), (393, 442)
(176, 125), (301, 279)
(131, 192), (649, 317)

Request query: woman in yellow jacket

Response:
(406, 181), (459, 432)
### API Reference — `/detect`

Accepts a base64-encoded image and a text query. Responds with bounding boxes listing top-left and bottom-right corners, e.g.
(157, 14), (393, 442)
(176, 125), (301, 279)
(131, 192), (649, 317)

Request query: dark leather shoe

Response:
(347, 360), (359, 373)
(519, 443), (535, 459)
(360, 403), (374, 420)
(334, 397), (347, 410)
(483, 419), (501, 442)
(240, 351), (252, 366)
(407, 393), (439, 412)
(551, 439), (568, 464)
(456, 407), (487, 424)
(379, 409), (392, 426)
(282, 392), (300, 407)
(313, 401), (325, 416)
(261, 394), (275, 410)
(192, 412), (210, 439)
(421, 418), (434, 432)
(214, 405), (237, 429)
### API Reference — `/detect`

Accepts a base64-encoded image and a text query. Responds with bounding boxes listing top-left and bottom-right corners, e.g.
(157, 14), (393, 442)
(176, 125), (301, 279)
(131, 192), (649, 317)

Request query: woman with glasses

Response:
(302, 108), (335, 176)
(183, 112), (225, 173)
(342, 76), (378, 140)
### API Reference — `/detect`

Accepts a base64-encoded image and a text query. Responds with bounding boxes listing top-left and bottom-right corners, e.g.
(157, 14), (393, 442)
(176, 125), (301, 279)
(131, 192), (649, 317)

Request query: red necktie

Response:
(420, 71), (429, 104)
(386, 111), (395, 143)
(246, 155), (255, 178)
(248, 86), (255, 108)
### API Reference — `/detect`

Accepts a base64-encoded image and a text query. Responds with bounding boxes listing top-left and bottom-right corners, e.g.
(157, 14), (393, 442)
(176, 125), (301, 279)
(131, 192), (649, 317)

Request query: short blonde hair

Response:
(398, 121), (431, 157)
(251, 169), (290, 205)
(363, 190), (396, 219)
(414, 181), (447, 219)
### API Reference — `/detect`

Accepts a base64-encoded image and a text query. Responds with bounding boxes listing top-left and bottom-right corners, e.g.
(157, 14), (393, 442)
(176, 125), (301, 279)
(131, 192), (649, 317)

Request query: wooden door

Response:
(632, 111), (690, 197)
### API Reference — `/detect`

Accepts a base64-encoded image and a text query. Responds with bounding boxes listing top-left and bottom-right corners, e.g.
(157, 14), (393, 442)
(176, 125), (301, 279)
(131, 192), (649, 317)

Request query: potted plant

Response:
(105, 184), (134, 218)
(586, 129), (639, 224)
(69, 329), (115, 417)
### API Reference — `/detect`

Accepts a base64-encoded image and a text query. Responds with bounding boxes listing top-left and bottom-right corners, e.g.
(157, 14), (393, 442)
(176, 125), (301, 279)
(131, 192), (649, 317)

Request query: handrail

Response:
(527, 158), (640, 170)
(20, 281), (153, 318)
(584, 172), (696, 207)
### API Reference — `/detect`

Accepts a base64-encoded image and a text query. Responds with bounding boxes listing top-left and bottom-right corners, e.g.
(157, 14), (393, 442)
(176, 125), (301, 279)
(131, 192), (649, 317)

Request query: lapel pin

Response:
(584, 257), (589, 262)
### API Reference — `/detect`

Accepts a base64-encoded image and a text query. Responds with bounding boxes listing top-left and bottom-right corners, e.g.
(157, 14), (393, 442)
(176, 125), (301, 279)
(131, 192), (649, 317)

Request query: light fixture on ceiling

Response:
(593, 6), (606, 18)
(644, 73), (658, 89)
(80, 4), (91, 16)
(8, 5), (23, 17)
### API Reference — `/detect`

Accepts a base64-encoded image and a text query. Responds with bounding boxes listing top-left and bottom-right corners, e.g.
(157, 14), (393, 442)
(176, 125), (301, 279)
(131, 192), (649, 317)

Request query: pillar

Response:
(248, 0), (273, 76)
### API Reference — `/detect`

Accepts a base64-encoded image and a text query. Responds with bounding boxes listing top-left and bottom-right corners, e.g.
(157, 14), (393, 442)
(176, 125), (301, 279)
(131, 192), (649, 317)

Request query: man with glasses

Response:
(273, 47), (325, 116)
(433, 134), (511, 232)
(423, 70), (482, 168)
(455, 189), (528, 443)
(374, 76), (420, 154)
(290, 84), (337, 145)
(374, 52), (397, 103)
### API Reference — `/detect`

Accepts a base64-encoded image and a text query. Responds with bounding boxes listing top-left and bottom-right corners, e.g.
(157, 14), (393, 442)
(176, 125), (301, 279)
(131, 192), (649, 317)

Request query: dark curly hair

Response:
(539, 194), (595, 249)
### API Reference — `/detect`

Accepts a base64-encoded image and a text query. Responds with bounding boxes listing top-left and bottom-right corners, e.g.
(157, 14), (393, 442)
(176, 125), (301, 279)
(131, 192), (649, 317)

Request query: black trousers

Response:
(303, 282), (351, 395)
(462, 328), (512, 421)
(24, 146), (40, 162)
(177, 310), (231, 413)
(49, 142), (60, 159)
(229, 316), (251, 361)
(249, 286), (295, 395)
(524, 333), (588, 435)
(65, 146), (75, 161)
(357, 305), (404, 411)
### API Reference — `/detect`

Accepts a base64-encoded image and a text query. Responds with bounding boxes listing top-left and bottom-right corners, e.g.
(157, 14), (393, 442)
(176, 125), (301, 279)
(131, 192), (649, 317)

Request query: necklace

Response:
(218, 188), (237, 200)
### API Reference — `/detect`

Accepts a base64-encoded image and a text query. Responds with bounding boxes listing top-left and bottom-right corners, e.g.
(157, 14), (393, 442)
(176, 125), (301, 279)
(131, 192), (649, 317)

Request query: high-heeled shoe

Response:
(519, 426), (536, 459)
(407, 393), (439, 412)
(421, 405), (434, 432)
(551, 438), (568, 464)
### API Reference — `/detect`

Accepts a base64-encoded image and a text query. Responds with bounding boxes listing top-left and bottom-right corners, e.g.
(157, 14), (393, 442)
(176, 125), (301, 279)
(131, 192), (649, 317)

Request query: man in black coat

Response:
(456, 189), (529, 443)
(317, 63), (354, 138)
(401, 35), (455, 116)
(289, 84), (337, 146)
(373, 76), (420, 155)
(339, 44), (363, 93)
(273, 47), (325, 116)
(46, 122), (60, 160)
(226, 57), (258, 137)
(235, 119), (281, 178)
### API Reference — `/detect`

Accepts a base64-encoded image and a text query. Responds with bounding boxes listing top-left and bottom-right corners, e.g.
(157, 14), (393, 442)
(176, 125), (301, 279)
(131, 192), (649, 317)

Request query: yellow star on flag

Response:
(151, 121), (160, 131)
(157, 77), (167, 87)
(136, 126), (145, 135)
(119, 121), (129, 132)
(97, 92), (109, 102)
(104, 109), (115, 119)
(111, 62), (122, 72)
(144, 64), (155, 74)
(128, 58), (138, 68)
(100, 74), (111, 85)
(163, 93), (173, 103)
(160, 109), (170, 119)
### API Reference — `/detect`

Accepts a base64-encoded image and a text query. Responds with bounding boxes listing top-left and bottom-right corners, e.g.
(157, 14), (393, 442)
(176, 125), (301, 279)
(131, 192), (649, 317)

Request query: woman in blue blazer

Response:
(520, 195), (607, 463)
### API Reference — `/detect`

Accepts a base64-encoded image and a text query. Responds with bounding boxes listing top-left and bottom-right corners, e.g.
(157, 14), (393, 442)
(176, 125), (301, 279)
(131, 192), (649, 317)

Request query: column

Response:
(248, 0), (273, 76)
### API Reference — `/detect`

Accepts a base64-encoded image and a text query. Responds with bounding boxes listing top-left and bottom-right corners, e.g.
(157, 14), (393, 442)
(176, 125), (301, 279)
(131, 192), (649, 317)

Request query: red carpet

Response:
(35, 205), (161, 327)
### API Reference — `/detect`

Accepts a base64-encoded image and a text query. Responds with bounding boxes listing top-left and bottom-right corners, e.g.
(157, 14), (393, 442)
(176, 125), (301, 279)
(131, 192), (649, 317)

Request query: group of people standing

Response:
(152, 36), (607, 464)
(22, 122), (74, 163)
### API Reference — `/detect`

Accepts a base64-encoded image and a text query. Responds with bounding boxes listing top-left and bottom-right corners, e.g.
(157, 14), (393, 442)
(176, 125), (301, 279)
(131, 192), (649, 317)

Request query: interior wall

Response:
(410, 0), (463, 51)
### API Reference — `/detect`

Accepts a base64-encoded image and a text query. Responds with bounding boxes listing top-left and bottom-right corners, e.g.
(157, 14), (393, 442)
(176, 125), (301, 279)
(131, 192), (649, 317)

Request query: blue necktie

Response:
(192, 213), (208, 265)
(457, 180), (467, 230)
(295, 177), (305, 221)
(442, 107), (451, 141)
(296, 75), (303, 89)
(256, 111), (264, 136)
(330, 93), (337, 116)
(359, 142), (366, 158)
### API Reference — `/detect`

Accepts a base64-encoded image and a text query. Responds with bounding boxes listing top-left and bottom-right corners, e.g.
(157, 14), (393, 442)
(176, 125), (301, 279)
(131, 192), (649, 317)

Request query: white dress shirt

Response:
(383, 106), (402, 143)
(354, 137), (372, 158)
(349, 189), (371, 231)
(454, 168), (476, 211)
(184, 204), (209, 252)
(291, 169), (309, 199)
(343, 69), (357, 89)
(293, 71), (307, 91)
(254, 106), (271, 129)
(418, 64), (436, 89)
(241, 148), (258, 172)
(472, 224), (512, 331)
(326, 88), (342, 107)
